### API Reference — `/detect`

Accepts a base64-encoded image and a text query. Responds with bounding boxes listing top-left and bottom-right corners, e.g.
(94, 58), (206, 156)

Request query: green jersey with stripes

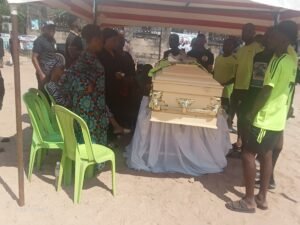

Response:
(253, 53), (296, 131)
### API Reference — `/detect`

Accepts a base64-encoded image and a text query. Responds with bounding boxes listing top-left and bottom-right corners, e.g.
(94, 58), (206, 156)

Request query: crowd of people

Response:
(162, 21), (299, 213)
(32, 17), (140, 147)
(30, 14), (298, 213)
(214, 22), (298, 213)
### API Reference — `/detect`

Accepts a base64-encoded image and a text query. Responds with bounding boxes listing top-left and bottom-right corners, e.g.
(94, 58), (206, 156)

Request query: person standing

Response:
(213, 38), (237, 127)
(63, 24), (109, 145)
(32, 21), (58, 90)
(115, 34), (137, 129)
(254, 21), (298, 190)
(230, 23), (263, 151)
(163, 34), (185, 59)
(0, 34), (4, 68)
(187, 33), (214, 73)
(65, 15), (83, 68)
(226, 26), (295, 213)
(98, 28), (121, 124)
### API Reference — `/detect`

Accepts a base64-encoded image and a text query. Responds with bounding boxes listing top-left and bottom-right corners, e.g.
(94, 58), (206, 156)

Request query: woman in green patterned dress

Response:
(63, 24), (109, 145)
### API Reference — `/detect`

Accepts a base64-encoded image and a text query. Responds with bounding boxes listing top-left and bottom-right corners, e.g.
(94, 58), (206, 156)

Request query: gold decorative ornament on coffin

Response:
(149, 64), (223, 129)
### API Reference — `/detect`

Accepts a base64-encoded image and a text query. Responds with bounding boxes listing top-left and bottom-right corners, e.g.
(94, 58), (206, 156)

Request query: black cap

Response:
(42, 20), (56, 28)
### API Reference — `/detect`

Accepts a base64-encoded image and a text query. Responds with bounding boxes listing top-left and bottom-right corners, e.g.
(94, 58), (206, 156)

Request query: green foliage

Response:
(0, 0), (27, 33)
(0, 0), (10, 16)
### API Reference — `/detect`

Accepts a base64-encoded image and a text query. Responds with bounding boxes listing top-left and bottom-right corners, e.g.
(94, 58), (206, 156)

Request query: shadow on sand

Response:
(1, 115), (245, 204)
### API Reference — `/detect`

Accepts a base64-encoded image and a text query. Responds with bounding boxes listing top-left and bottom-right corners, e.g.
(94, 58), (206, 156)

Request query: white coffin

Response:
(149, 64), (223, 129)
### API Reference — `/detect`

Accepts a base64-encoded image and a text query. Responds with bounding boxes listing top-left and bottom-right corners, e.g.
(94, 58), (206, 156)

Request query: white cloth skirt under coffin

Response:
(126, 97), (231, 176)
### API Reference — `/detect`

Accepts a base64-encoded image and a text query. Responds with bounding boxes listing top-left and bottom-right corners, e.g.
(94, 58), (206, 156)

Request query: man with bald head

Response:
(229, 23), (263, 153)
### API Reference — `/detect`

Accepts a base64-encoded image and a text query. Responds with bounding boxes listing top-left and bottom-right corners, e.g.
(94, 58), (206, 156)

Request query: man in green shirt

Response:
(213, 38), (237, 126)
(226, 26), (296, 213)
(230, 23), (263, 151)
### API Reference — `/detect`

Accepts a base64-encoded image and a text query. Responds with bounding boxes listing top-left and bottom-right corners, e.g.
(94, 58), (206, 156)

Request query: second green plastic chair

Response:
(53, 105), (116, 203)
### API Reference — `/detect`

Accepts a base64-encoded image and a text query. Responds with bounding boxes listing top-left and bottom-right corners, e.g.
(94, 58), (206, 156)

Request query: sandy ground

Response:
(0, 61), (299, 225)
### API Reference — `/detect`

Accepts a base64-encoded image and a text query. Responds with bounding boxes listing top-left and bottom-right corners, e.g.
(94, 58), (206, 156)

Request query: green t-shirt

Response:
(214, 55), (237, 98)
(253, 53), (296, 131)
(287, 45), (298, 83)
(234, 42), (263, 90)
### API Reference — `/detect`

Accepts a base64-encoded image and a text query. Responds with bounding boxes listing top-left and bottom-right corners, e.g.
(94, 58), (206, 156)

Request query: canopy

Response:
(8, 0), (300, 35)
(5, 0), (300, 207)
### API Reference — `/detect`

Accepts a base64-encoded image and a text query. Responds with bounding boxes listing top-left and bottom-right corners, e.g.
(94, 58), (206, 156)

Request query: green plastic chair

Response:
(28, 88), (51, 111)
(29, 88), (59, 132)
(23, 92), (64, 181)
(53, 105), (116, 203)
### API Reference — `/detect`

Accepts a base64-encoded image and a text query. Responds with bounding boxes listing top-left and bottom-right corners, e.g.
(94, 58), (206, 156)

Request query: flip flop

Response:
(225, 199), (256, 213)
(255, 196), (268, 210)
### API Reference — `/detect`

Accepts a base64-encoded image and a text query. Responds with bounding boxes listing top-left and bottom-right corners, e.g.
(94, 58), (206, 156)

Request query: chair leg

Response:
(28, 144), (37, 181)
(111, 159), (116, 196)
(57, 154), (66, 191)
(74, 162), (85, 204)
(63, 158), (73, 186)
(35, 148), (43, 170)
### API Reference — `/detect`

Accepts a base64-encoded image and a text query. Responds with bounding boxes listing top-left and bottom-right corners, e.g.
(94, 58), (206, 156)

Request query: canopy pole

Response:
(273, 11), (281, 25)
(10, 4), (25, 207)
(158, 28), (163, 60)
(93, 0), (98, 24)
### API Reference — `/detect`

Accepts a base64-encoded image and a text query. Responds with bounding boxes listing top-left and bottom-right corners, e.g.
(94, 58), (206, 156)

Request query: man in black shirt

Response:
(163, 33), (182, 59)
(65, 15), (83, 68)
(187, 33), (214, 73)
(32, 21), (58, 90)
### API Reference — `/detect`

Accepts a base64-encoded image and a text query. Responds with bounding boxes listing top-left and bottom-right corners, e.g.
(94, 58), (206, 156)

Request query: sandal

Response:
(255, 196), (268, 210)
(225, 199), (256, 213)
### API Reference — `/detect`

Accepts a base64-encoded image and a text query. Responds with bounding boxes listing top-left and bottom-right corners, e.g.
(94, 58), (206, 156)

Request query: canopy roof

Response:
(7, 0), (300, 35)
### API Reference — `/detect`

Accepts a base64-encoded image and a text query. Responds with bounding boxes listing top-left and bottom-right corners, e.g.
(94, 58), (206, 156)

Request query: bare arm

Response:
(32, 52), (46, 82)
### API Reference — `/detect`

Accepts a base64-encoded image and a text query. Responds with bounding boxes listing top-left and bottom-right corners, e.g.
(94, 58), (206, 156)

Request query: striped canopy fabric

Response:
(8, 0), (300, 35)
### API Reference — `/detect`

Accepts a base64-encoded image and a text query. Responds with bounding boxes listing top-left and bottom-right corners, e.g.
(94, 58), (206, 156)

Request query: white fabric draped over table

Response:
(126, 97), (232, 176)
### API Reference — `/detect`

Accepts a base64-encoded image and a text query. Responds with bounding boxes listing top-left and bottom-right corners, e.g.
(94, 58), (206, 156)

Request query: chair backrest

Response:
(23, 92), (57, 143)
(29, 88), (59, 131)
(44, 84), (56, 106)
(53, 105), (95, 162)
(28, 88), (51, 111)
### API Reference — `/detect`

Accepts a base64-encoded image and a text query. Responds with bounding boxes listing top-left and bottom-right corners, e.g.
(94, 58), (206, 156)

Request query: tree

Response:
(0, 0), (27, 34)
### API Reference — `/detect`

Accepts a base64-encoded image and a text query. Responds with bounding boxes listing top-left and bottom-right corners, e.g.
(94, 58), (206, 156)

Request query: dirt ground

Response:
(0, 62), (299, 225)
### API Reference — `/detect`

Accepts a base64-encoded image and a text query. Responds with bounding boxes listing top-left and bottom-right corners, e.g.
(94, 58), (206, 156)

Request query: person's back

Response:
(214, 55), (237, 105)
(214, 38), (237, 120)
